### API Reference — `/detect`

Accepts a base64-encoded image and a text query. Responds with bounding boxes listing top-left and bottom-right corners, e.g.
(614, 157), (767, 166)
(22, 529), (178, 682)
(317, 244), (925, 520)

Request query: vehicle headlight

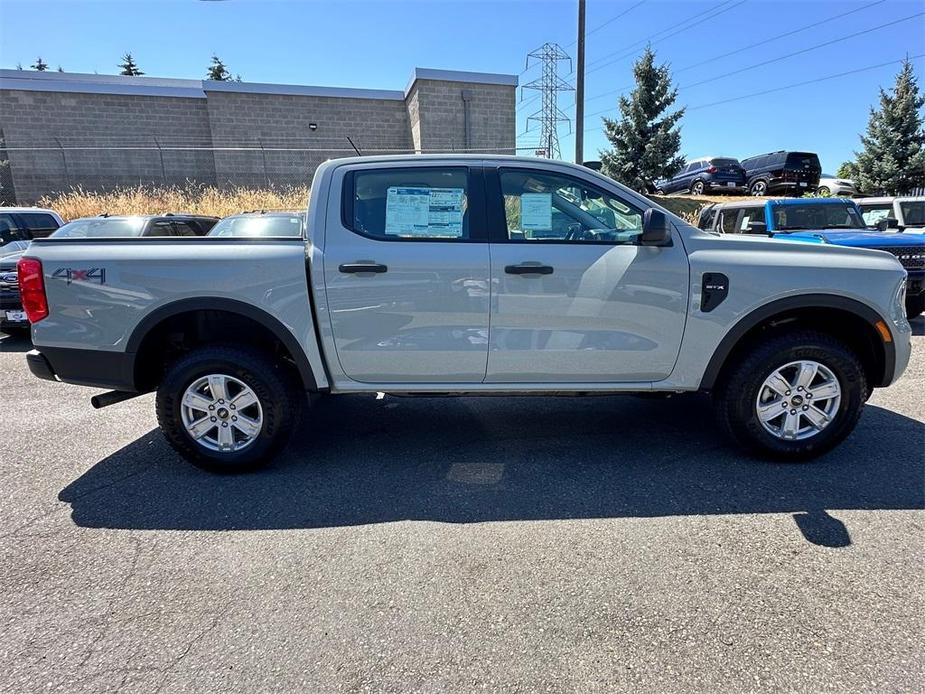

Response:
(893, 277), (908, 324)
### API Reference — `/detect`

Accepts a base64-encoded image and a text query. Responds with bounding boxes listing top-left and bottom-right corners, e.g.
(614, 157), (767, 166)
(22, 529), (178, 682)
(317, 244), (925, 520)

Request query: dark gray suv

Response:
(655, 157), (747, 195)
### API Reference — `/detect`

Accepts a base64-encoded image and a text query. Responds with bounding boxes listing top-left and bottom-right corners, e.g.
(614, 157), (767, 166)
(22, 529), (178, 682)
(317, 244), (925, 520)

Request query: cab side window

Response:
(499, 169), (643, 244)
(860, 204), (892, 226)
(348, 167), (470, 240)
(739, 206), (766, 233)
(719, 209), (739, 234)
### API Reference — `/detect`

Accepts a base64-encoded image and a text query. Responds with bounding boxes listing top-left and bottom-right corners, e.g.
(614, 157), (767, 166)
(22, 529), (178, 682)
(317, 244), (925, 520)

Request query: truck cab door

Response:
(321, 164), (490, 384)
(485, 166), (689, 383)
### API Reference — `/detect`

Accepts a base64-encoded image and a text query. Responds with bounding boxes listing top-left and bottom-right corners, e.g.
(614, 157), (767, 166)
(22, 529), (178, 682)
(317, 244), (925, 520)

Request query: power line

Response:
(575, 0), (889, 110)
(681, 9), (925, 90)
(582, 0), (745, 76)
(583, 53), (925, 136)
(578, 8), (925, 124)
(675, 0), (886, 75)
(569, 0), (648, 46)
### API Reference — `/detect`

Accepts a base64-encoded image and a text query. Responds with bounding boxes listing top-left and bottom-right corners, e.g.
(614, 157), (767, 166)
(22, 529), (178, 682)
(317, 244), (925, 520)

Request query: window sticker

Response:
(521, 193), (552, 231)
(385, 187), (464, 237)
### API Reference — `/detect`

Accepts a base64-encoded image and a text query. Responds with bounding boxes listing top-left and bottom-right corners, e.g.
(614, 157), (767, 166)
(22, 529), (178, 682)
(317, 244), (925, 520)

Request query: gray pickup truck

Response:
(18, 155), (912, 471)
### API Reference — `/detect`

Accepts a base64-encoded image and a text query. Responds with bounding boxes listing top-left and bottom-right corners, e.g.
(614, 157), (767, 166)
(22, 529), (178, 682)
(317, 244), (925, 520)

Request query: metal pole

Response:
(53, 136), (71, 189)
(574, 0), (586, 165)
(153, 136), (167, 184)
(259, 138), (269, 186)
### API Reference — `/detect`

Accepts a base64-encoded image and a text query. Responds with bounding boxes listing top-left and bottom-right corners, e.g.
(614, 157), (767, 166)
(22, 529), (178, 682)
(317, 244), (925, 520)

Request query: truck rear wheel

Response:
(156, 345), (298, 472)
(713, 331), (866, 460)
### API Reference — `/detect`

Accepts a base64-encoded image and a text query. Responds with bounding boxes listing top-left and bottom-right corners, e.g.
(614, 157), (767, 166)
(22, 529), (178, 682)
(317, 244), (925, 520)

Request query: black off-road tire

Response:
(156, 344), (300, 472)
(713, 331), (867, 461)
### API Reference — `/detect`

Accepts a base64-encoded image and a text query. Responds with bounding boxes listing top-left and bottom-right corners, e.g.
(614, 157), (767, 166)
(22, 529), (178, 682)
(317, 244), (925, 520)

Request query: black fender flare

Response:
(126, 297), (318, 391)
(699, 294), (895, 390)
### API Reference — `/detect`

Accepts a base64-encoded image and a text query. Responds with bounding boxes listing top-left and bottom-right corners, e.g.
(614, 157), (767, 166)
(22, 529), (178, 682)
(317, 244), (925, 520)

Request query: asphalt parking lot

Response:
(1, 321), (923, 693)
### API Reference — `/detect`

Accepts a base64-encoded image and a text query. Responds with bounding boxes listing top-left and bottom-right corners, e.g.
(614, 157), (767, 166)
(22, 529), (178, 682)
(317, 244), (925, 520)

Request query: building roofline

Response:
(0, 67), (518, 101)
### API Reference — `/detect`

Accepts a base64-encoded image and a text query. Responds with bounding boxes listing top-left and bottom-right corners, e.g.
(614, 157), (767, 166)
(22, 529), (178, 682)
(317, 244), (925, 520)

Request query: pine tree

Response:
(118, 53), (144, 76)
(836, 161), (859, 180)
(599, 46), (685, 193)
(31, 57), (48, 71)
(854, 59), (925, 195)
(57, 66), (64, 73)
(206, 55), (232, 81)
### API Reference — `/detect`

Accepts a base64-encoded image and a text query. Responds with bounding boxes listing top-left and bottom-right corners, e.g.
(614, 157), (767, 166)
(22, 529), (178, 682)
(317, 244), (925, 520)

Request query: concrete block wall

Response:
(0, 68), (517, 203)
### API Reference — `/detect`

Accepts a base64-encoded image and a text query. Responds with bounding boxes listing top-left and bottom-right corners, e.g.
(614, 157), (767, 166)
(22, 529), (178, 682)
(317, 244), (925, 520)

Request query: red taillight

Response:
(706, 166), (717, 173)
(17, 258), (48, 323)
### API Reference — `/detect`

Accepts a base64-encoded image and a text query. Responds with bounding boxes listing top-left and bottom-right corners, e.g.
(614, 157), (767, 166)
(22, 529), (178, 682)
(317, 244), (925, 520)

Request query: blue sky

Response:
(1, 0), (923, 172)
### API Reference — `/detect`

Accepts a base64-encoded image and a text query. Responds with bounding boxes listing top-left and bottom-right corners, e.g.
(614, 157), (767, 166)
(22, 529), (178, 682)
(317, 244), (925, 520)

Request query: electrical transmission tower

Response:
(522, 43), (574, 160)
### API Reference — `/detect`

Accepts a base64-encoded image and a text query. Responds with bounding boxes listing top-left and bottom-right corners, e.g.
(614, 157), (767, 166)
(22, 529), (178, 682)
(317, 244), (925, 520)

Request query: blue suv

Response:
(655, 157), (747, 196)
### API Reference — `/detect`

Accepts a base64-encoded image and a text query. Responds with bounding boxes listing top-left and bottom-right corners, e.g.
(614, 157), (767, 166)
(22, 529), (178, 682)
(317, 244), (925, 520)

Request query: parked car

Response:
(857, 196), (925, 233)
(699, 197), (924, 317)
(51, 213), (218, 239)
(817, 174), (857, 197)
(655, 157), (747, 195)
(18, 155), (912, 471)
(208, 211), (304, 237)
(740, 151), (821, 196)
(0, 207), (64, 255)
(1, 207), (64, 332)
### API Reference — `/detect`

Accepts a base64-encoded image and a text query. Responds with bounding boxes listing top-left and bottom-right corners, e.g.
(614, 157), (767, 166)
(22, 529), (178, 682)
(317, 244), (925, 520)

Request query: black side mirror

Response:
(640, 209), (672, 246)
(876, 217), (900, 232)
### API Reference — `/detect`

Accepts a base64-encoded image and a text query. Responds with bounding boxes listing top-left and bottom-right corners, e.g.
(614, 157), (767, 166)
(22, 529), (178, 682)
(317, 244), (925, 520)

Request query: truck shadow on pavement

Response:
(0, 331), (32, 352)
(58, 393), (925, 546)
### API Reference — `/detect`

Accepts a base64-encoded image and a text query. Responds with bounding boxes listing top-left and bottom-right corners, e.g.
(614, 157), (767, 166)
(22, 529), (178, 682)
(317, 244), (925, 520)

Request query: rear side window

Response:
(146, 221), (176, 237)
(743, 156), (765, 170)
(171, 221), (199, 236)
(19, 213), (60, 237)
(899, 201), (924, 226)
(785, 152), (821, 171)
(719, 209), (739, 234)
(739, 206), (765, 232)
(347, 167), (470, 240)
(0, 213), (27, 246)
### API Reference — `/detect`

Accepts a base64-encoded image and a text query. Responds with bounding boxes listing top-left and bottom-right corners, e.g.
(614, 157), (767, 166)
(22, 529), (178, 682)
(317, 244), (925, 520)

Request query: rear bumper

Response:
(26, 346), (138, 390)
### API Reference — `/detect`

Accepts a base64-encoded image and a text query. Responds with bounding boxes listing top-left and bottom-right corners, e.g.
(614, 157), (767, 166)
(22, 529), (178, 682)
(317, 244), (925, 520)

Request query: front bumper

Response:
(0, 288), (27, 328)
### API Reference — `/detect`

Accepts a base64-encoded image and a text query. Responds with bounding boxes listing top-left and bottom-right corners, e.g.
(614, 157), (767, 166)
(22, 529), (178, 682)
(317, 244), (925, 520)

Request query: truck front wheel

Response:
(713, 331), (866, 460)
(156, 345), (298, 472)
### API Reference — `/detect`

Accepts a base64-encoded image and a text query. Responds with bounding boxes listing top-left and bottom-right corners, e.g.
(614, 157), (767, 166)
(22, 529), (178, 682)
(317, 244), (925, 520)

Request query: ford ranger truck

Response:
(18, 156), (912, 472)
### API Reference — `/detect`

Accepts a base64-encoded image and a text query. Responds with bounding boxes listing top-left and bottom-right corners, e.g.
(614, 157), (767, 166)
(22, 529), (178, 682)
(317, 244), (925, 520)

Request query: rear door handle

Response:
(505, 263), (554, 276)
(339, 263), (388, 274)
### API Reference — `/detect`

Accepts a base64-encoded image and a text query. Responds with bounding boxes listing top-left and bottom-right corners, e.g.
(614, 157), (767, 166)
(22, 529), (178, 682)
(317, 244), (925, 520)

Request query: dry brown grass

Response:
(36, 184), (311, 221)
(652, 193), (779, 224)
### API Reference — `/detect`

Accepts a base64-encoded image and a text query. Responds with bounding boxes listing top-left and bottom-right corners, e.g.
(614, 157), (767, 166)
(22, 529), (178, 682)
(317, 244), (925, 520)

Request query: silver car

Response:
(817, 175), (857, 197)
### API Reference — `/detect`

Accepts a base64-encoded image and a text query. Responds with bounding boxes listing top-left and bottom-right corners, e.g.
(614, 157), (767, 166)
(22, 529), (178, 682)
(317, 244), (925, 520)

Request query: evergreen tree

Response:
(16, 63), (22, 70)
(118, 53), (144, 76)
(836, 161), (859, 180)
(599, 46), (685, 192)
(854, 59), (925, 195)
(206, 55), (232, 81)
(57, 65), (64, 73)
(31, 57), (48, 71)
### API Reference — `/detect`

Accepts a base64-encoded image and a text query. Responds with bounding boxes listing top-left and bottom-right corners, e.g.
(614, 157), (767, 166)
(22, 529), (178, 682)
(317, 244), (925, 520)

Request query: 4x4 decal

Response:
(52, 267), (106, 285)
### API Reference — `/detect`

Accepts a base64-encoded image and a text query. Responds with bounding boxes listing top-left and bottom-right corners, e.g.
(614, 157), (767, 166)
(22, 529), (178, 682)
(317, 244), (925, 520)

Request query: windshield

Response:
(208, 215), (303, 237)
(52, 218), (146, 238)
(773, 203), (866, 231)
(899, 201), (925, 226)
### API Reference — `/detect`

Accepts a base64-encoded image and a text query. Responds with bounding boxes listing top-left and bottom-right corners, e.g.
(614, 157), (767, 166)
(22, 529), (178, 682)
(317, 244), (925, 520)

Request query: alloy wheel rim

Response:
(180, 374), (264, 452)
(755, 360), (842, 441)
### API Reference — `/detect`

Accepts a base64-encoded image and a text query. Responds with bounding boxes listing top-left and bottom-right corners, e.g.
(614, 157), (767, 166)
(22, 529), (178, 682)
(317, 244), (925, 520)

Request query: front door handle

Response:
(505, 263), (554, 276)
(339, 262), (388, 274)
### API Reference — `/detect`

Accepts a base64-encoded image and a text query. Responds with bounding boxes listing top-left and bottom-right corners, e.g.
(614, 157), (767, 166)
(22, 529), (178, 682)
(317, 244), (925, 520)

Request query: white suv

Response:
(857, 197), (925, 234)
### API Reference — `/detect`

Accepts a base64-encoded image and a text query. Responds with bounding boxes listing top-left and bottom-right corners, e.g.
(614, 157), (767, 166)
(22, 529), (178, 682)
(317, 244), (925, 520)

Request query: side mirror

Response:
(876, 217), (900, 231)
(640, 209), (672, 246)
(747, 221), (768, 234)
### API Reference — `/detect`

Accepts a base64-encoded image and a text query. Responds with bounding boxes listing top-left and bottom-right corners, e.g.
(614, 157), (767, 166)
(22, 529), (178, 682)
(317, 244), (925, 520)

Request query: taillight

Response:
(706, 166), (717, 173)
(17, 258), (48, 323)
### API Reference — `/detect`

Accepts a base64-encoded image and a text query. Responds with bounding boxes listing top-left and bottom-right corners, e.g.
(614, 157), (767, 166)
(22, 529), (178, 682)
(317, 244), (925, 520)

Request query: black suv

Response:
(654, 157), (747, 195)
(740, 151), (821, 196)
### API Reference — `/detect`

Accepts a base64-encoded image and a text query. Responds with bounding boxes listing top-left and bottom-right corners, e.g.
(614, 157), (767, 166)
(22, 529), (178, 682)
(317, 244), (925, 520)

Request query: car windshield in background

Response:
(899, 201), (925, 226)
(52, 218), (146, 238)
(208, 215), (303, 237)
(785, 153), (821, 171)
(773, 204), (865, 231)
